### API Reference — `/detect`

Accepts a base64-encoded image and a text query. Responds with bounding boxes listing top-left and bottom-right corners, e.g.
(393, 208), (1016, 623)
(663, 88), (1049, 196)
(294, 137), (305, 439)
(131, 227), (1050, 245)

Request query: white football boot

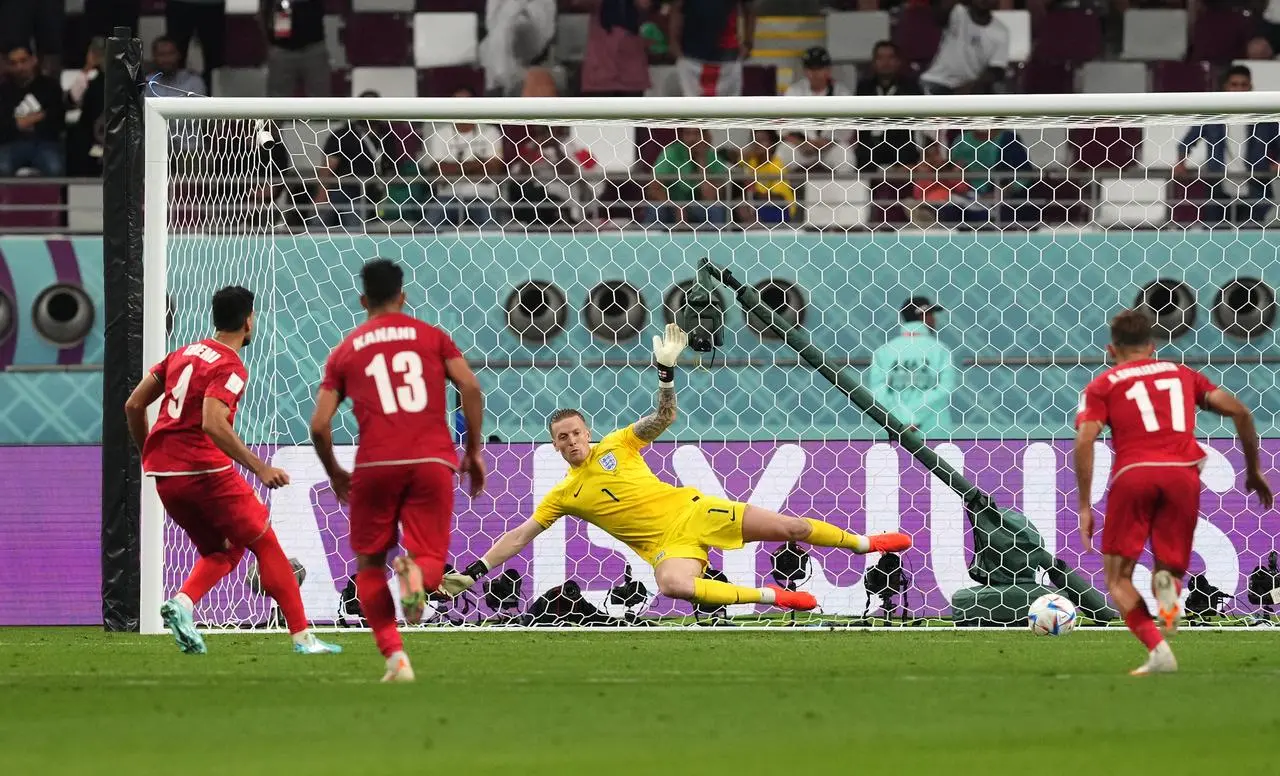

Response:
(381, 651), (415, 683)
(1130, 641), (1178, 676)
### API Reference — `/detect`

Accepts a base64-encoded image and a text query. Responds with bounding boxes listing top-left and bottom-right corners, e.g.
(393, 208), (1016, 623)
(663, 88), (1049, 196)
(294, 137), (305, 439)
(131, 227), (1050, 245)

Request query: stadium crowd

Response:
(0, 0), (1277, 231)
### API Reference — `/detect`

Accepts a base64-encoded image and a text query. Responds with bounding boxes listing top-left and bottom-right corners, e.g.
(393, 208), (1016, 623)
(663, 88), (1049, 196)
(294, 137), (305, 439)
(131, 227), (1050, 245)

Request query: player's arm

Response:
(633, 323), (688, 442)
(203, 396), (289, 488)
(124, 372), (164, 452)
(445, 355), (486, 496)
(1073, 419), (1103, 551)
(1203, 387), (1274, 508)
(437, 517), (548, 597)
(309, 387), (350, 501)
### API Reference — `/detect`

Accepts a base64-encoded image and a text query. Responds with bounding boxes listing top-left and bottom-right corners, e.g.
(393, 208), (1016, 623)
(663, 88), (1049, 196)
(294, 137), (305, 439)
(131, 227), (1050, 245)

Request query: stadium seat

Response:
(416, 0), (484, 10)
(1027, 172), (1089, 224)
(1238, 59), (1280, 92)
(280, 120), (330, 171)
(226, 0), (259, 12)
(345, 13), (414, 66)
(352, 66), (418, 97)
(417, 65), (485, 97)
(139, 14), (165, 49)
(1031, 9), (1102, 65)
(636, 128), (677, 169)
(1167, 177), (1213, 227)
(1190, 7), (1254, 63)
(804, 179), (871, 231)
(575, 125), (636, 173)
(326, 15), (348, 68)
(992, 11), (1031, 63)
(556, 13), (590, 63)
(1021, 127), (1071, 170)
(355, 0), (416, 10)
(413, 12), (480, 67)
(67, 184), (103, 233)
(1150, 60), (1212, 93)
(1079, 61), (1146, 93)
(645, 65), (680, 97)
(1069, 127), (1141, 170)
(893, 5), (943, 66)
(224, 14), (269, 67)
(868, 178), (911, 227)
(141, 0), (165, 11)
(212, 67), (268, 97)
(742, 64), (778, 96)
(0, 185), (62, 231)
(1120, 9), (1188, 61)
(1020, 61), (1075, 94)
(1096, 178), (1166, 228)
(824, 11), (890, 63)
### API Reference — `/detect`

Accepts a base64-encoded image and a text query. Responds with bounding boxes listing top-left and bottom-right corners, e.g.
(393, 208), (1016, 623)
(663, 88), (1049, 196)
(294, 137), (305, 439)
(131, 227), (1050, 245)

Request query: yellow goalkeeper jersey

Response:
(532, 425), (702, 562)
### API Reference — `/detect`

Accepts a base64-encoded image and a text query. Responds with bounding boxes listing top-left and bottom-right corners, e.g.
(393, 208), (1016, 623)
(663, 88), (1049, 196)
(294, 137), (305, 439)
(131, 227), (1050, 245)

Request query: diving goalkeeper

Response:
(438, 323), (912, 612)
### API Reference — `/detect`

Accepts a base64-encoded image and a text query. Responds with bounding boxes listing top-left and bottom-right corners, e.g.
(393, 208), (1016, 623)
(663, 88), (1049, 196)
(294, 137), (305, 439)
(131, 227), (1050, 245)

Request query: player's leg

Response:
(740, 505), (911, 554)
(395, 463), (454, 626)
(349, 467), (413, 682)
(156, 477), (237, 654)
(654, 556), (817, 612)
(1149, 467), (1201, 635)
(1101, 474), (1175, 675)
(244, 526), (341, 654)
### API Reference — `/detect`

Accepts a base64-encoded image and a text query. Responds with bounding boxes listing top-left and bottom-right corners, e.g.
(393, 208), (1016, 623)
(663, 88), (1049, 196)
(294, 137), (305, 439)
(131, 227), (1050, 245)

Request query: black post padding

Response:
(101, 27), (144, 632)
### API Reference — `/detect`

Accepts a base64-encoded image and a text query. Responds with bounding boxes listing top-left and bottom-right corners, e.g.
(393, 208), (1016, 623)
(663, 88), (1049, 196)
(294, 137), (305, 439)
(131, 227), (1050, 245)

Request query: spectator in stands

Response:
(910, 142), (980, 226)
(920, 0), (1010, 96)
(645, 127), (730, 228)
(65, 38), (107, 177)
(317, 91), (395, 230)
(1174, 65), (1280, 227)
(147, 36), (207, 98)
(420, 87), (510, 229)
(854, 41), (922, 171)
(511, 125), (602, 227)
(262, 0), (331, 98)
(735, 129), (795, 227)
(867, 296), (958, 438)
(780, 46), (855, 174)
(0, 46), (65, 177)
(0, 0), (63, 76)
(950, 127), (1033, 223)
(580, 0), (653, 97)
(481, 0), (558, 97)
(670, 0), (756, 97)
(166, 0), (226, 95)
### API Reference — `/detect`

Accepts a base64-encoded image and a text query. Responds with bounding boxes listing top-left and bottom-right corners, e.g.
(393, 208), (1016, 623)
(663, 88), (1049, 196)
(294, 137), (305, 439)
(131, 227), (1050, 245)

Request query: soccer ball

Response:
(1027, 594), (1077, 636)
(246, 557), (307, 595)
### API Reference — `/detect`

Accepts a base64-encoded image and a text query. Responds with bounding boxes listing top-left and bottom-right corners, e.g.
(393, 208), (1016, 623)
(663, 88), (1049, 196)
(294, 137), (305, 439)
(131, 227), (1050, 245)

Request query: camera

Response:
(680, 263), (723, 354)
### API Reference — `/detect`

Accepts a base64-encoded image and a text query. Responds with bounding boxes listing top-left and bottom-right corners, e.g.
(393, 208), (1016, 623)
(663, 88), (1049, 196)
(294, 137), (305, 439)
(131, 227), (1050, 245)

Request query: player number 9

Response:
(365, 350), (428, 414)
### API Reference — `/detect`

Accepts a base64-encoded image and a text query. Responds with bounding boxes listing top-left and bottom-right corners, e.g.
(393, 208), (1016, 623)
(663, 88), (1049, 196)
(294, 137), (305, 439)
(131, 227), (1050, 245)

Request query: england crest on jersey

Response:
(599, 452), (618, 472)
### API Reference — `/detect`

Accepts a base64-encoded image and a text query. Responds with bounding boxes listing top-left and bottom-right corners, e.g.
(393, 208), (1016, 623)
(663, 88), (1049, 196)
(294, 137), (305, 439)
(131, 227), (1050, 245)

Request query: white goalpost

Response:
(140, 93), (1280, 634)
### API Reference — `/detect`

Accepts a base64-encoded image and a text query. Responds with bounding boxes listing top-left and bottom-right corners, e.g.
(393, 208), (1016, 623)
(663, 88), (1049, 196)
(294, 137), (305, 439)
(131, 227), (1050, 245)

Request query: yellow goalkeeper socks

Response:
(692, 577), (772, 606)
(803, 519), (871, 553)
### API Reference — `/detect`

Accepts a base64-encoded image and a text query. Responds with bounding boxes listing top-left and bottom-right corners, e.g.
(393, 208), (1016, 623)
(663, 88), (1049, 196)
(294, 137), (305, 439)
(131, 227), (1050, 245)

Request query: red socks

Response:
(180, 546), (245, 603)
(247, 528), (309, 635)
(1124, 601), (1165, 651)
(356, 566), (403, 658)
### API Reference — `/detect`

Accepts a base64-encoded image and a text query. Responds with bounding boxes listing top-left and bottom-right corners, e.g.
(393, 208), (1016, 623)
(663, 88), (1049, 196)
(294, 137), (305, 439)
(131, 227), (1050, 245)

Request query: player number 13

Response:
(364, 351), (428, 414)
(1124, 378), (1186, 432)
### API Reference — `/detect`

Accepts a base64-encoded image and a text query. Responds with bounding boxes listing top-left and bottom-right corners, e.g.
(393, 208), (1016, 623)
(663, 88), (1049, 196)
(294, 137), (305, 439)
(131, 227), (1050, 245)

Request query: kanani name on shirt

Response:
(352, 326), (418, 351)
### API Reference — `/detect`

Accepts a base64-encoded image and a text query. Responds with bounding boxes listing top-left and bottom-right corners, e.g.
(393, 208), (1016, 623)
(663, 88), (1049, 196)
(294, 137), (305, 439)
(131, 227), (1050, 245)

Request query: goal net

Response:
(141, 93), (1280, 632)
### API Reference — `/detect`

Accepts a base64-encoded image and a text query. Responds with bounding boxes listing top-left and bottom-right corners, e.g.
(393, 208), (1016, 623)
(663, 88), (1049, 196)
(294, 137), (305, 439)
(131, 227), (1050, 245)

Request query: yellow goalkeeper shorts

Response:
(651, 494), (746, 567)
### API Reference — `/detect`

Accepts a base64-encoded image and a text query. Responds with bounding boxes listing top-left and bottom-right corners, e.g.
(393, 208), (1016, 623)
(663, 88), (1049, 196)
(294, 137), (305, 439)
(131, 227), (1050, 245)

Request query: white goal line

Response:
(189, 625), (1280, 635)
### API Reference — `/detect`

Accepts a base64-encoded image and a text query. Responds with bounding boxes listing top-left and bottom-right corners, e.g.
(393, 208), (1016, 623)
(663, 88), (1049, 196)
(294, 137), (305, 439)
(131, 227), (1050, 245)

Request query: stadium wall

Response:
(0, 231), (1278, 445)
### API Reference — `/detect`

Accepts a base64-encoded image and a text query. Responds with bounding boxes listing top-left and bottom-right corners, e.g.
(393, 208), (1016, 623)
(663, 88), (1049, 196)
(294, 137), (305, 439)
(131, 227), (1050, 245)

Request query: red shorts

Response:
(1103, 464), (1201, 574)
(156, 468), (269, 556)
(348, 462), (454, 581)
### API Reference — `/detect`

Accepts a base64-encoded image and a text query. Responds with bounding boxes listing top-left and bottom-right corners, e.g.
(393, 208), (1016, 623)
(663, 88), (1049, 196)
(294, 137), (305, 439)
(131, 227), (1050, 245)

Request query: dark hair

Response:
(872, 40), (899, 58)
(1223, 65), (1252, 86)
(453, 85), (477, 98)
(1110, 309), (1154, 349)
(361, 258), (404, 307)
(211, 286), (255, 332)
(547, 408), (586, 432)
(152, 35), (176, 50)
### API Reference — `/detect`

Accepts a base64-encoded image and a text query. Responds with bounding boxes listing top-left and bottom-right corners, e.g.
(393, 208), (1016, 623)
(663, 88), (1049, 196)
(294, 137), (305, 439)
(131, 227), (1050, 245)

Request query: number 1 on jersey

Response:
(1124, 378), (1186, 432)
(365, 351), (428, 414)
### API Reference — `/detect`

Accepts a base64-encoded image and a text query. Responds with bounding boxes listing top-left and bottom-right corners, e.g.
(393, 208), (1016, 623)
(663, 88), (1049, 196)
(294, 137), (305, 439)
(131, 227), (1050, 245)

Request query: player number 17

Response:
(1124, 378), (1186, 432)
(365, 351), (428, 414)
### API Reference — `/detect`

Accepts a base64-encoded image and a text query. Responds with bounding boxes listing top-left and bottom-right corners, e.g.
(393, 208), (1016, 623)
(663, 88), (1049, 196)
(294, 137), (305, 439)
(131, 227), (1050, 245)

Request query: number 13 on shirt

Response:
(364, 351), (427, 414)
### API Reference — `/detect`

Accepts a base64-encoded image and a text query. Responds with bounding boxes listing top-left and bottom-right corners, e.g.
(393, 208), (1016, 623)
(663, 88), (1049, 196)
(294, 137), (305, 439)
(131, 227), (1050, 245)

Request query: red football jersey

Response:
(143, 339), (248, 476)
(321, 312), (463, 468)
(1075, 358), (1216, 482)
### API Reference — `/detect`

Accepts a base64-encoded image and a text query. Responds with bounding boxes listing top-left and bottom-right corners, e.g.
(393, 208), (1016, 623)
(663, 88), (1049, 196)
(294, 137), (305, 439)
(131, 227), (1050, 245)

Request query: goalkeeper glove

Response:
(436, 559), (488, 598)
(652, 323), (688, 386)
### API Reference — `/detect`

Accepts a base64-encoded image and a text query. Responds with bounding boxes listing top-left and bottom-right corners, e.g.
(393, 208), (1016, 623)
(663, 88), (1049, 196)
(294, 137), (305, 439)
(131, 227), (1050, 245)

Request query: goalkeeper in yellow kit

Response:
(437, 324), (912, 612)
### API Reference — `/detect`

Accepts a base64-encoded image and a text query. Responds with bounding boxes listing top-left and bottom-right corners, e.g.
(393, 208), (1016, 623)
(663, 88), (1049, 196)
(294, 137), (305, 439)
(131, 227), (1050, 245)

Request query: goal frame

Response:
(138, 91), (1280, 634)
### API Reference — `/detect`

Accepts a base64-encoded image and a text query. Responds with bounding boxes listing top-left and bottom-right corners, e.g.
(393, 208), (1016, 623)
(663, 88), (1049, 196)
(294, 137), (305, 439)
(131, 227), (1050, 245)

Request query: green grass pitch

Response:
(3, 628), (1279, 775)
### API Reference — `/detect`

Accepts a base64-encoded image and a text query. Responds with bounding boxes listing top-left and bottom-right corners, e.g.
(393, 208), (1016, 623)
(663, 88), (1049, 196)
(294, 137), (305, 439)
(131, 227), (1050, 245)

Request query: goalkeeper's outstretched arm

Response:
(439, 517), (547, 596)
(633, 323), (688, 442)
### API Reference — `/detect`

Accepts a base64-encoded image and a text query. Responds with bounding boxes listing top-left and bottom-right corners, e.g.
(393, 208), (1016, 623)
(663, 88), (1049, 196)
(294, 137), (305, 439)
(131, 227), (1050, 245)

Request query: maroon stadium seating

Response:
(1033, 9), (1103, 64)
(344, 14), (415, 67)
(893, 5), (943, 66)
(1167, 178), (1212, 227)
(1151, 60), (1213, 93)
(1069, 127), (1141, 171)
(224, 14), (268, 68)
(1020, 60), (1076, 94)
(0, 185), (62, 230)
(1189, 7), (1255, 63)
(418, 66), (486, 98)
